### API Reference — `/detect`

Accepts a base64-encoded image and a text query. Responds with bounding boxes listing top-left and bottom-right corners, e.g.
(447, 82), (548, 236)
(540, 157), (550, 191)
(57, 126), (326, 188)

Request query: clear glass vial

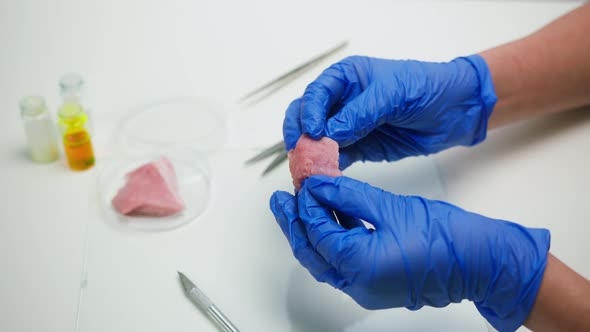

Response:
(19, 96), (59, 163)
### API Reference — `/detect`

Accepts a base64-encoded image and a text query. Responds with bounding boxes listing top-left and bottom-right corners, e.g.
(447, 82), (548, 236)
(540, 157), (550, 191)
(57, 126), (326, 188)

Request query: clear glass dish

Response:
(96, 147), (210, 232)
(96, 97), (228, 231)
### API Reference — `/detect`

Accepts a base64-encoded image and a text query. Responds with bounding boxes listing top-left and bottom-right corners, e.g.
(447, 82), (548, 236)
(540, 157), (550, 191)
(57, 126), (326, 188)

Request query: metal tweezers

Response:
(243, 41), (349, 175)
(239, 40), (348, 106)
(245, 140), (287, 176)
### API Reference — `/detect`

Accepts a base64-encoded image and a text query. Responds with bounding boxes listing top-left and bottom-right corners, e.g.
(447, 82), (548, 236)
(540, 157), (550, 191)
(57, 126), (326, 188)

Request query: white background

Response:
(1, 1), (588, 331)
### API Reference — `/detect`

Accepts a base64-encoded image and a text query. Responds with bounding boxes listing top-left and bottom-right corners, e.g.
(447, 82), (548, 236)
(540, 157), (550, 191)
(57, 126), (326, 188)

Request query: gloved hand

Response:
(283, 55), (497, 169)
(270, 175), (550, 332)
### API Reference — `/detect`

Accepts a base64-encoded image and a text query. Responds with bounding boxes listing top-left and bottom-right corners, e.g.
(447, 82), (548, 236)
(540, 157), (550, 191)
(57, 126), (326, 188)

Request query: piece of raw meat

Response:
(112, 156), (185, 217)
(288, 135), (342, 190)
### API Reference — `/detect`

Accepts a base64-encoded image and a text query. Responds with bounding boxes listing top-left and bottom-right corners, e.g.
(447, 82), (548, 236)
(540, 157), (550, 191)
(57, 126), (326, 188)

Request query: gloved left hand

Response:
(270, 175), (550, 332)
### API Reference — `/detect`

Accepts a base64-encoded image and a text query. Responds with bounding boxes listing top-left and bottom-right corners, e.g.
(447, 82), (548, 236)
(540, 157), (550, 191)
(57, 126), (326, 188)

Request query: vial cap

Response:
(59, 73), (84, 91)
(19, 96), (47, 117)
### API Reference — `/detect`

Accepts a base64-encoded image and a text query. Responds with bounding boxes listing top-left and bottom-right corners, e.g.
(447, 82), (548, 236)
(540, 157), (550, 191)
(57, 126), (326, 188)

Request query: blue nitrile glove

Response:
(270, 176), (550, 332)
(282, 55), (497, 169)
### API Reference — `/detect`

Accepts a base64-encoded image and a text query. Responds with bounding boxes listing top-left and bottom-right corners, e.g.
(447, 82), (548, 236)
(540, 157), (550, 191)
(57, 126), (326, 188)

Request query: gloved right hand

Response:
(283, 55), (497, 169)
(270, 175), (550, 332)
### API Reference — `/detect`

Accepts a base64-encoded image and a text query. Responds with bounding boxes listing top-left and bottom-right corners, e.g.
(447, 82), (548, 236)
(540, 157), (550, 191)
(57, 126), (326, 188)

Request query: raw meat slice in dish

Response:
(288, 135), (342, 190)
(112, 156), (185, 217)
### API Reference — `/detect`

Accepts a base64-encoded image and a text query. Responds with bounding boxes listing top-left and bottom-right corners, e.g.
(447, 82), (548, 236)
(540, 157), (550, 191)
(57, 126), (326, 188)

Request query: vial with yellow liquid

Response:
(59, 73), (94, 135)
(58, 103), (95, 170)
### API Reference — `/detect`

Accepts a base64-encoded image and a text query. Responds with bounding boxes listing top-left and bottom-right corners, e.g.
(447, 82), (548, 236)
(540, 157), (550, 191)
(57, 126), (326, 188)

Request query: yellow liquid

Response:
(63, 128), (95, 171)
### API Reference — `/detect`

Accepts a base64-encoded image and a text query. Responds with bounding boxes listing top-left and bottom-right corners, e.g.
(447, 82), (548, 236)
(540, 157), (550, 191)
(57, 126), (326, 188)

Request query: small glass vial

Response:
(19, 96), (59, 163)
(58, 103), (95, 170)
(59, 73), (94, 135)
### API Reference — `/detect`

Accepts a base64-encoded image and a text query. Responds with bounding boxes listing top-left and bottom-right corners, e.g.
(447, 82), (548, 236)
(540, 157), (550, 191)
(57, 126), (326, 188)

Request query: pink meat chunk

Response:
(288, 135), (342, 190)
(112, 156), (185, 217)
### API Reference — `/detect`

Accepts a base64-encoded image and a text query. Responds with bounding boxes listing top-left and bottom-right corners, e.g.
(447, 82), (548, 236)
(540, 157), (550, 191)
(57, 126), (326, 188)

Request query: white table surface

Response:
(2, 1), (588, 331)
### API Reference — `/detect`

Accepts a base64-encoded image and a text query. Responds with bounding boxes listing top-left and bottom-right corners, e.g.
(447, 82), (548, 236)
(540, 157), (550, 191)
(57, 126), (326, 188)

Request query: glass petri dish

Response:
(116, 97), (228, 154)
(97, 147), (210, 232)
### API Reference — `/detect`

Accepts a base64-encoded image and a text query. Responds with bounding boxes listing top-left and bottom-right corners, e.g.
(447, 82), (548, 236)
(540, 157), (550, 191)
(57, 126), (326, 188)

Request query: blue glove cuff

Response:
(475, 227), (551, 332)
(457, 54), (498, 145)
